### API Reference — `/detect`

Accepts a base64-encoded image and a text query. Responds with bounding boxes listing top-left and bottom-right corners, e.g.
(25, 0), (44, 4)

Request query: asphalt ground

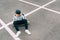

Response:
(0, 0), (60, 40)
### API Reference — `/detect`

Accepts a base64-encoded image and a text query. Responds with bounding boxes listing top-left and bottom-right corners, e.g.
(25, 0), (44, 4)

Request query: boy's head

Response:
(15, 9), (21, 14)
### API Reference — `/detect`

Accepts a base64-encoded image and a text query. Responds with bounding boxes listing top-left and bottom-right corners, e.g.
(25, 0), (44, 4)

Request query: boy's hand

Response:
(22, 13), (24, 16)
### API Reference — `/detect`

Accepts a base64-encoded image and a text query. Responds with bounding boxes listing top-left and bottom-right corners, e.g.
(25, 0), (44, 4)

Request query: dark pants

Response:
(13, 19), (28, 31)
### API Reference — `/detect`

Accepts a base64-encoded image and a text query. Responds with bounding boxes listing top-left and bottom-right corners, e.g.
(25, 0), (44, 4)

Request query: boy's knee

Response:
(23, 19), (27, 21)
(13, 21), (17, 25)
(22, 19), (28, 24)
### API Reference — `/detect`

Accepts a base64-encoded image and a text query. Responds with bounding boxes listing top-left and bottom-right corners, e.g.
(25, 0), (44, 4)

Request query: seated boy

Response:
(13, 9), (31, 37)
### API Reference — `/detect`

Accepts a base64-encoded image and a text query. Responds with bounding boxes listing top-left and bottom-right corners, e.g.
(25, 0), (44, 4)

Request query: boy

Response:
(13, 9), (31, 37)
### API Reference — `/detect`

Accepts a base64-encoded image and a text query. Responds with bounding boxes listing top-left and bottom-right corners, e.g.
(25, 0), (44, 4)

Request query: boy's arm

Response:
(13, 15), (17, 21)
(22, 13), (26, 19)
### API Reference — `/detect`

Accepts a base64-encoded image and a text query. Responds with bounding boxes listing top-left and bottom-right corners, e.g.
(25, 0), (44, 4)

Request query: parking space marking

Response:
(43, 7), (60, 14)
(0, 27), (3, 30)
(0, 19), (21, 40)
(42, 0), (56, 7)
(19, 0), (60, 15)
(0, 0), (58, 40)
(19, 0), (56, 7)
(7, 21), (13, 26)
(19, 0), (40, 7)
(0, 19), (5, 30)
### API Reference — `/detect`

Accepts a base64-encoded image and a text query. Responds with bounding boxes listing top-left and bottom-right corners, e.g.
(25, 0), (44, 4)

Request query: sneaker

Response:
(27, 21), (30, 25)
(25, 30), (31, 35)
(15, 31), (21, 37)
(28, 21), (30, 23)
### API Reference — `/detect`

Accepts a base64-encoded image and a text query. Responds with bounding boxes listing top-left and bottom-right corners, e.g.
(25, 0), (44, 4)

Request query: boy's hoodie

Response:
(13, 14), (26, 21)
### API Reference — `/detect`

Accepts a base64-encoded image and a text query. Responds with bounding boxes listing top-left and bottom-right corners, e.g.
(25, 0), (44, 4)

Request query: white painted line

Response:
(0, 27), (4, 30)
(25, 7), (42, 16)
(0, 19), (5, 30)
(43, 7), (60, 14)
(19, 0), (56, 8)
(42, 0), (56, 7)
(19, 0), (40, 7)
(0, 19), (6, 25)
(4, 25), (21, 40)
(0, 19), (21, 40)
(18, 0), (58, 15)
(7, 21), (13, 26)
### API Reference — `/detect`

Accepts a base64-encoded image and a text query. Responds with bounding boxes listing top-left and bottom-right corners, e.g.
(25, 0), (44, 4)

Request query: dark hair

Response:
(15, 9), (21, 14)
